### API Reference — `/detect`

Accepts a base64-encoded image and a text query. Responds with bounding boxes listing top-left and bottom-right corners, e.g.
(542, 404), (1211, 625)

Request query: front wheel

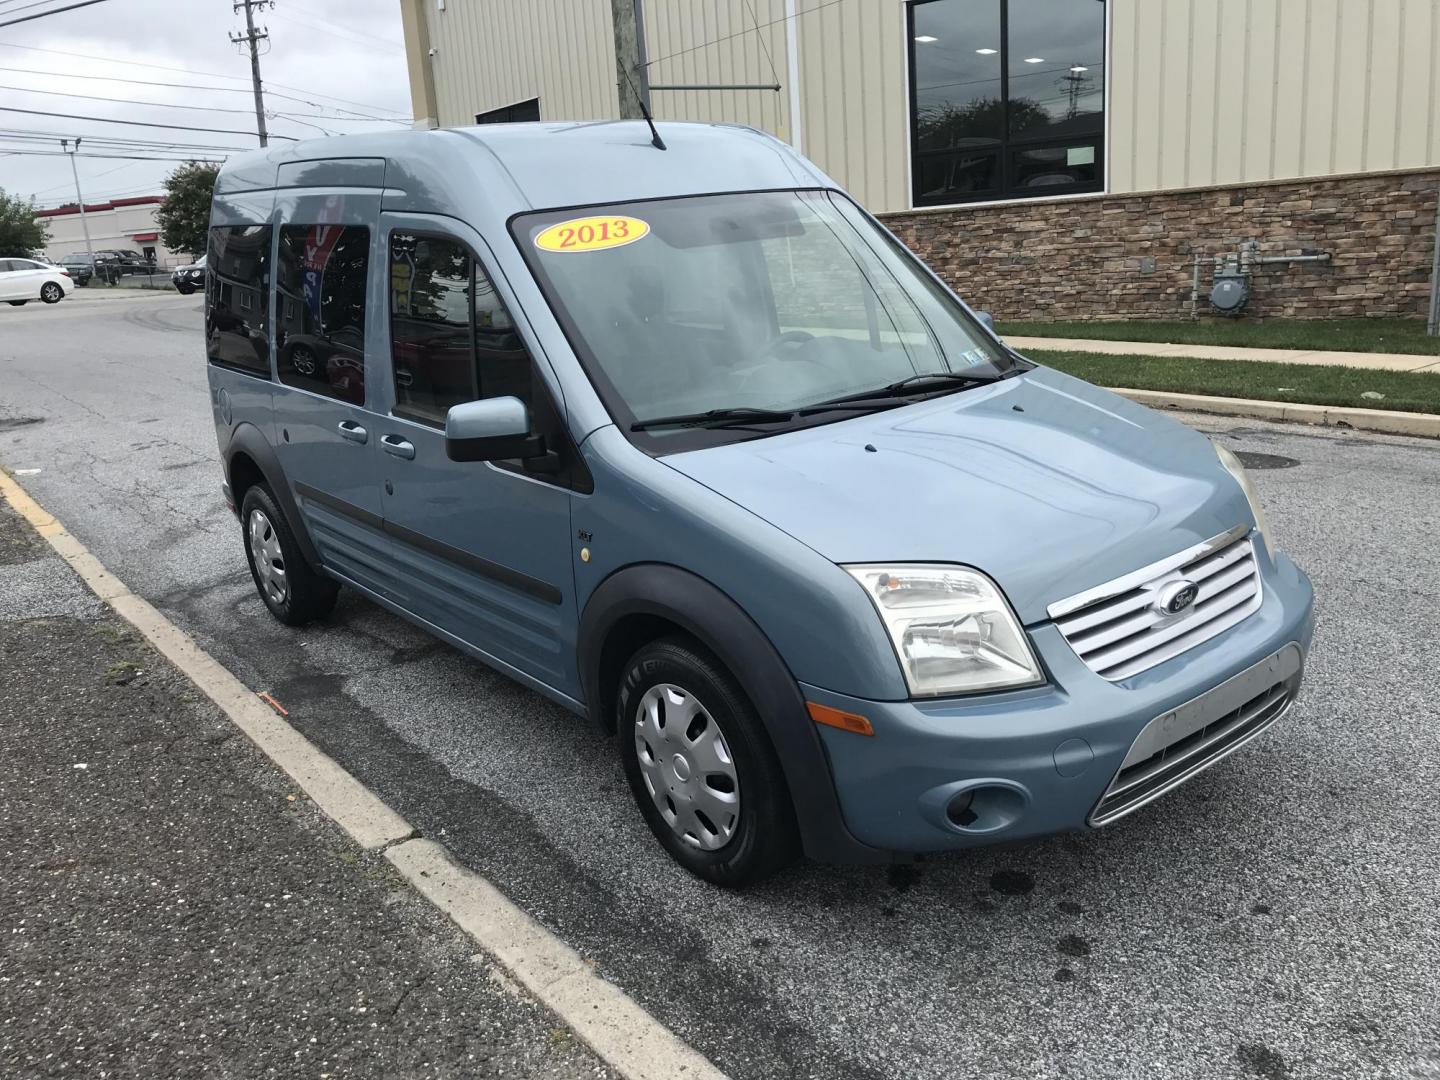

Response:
(40, 283), (63, 304)
(617, 637), (799, 887)
(239, 484), (338, 626)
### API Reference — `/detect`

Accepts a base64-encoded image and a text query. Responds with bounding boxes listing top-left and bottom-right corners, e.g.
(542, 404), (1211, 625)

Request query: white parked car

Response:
(1, 258), (75, 305)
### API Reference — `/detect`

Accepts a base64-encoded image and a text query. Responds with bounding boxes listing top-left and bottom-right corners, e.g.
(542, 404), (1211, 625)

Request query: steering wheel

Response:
(760, 329), (815, 359)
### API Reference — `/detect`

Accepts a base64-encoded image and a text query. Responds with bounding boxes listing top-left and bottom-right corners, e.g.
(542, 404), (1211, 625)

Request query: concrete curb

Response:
(1009, 335), (1440, 373)
(0, 468), (731, 1080)
(1108, 387), (1440, 438)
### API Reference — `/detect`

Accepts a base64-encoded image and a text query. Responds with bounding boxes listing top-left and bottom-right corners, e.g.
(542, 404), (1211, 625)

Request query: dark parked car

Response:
(56, 254), (95, 286)
(171, 255), (206, 294)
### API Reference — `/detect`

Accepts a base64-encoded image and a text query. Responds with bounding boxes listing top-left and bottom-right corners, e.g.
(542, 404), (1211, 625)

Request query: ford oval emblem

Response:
(1156, 579), (1200, 616)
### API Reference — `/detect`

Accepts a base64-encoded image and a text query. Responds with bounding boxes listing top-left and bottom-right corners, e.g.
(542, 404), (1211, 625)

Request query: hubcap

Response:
(247, 508), (288, 606)
(634, 683), (740, 851)
(42, 284), (59, 301)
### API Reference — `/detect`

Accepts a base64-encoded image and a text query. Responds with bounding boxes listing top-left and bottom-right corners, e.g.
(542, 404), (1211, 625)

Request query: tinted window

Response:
(475, 98), (540, 124)
(275, 225), (369, 405)
(389, 233), (535, 426)
(909, 0), (1105, 206)
(206, 225), (272, 377)
(390, 234), (477, 424)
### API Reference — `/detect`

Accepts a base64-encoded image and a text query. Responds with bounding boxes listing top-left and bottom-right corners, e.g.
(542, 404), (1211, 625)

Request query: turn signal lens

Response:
(806, 701), (874, 737)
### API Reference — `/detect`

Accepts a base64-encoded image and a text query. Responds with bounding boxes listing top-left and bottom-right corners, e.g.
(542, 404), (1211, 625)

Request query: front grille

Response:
(1090, 679), (1292, 825)
(1050, 526), (1262, 681)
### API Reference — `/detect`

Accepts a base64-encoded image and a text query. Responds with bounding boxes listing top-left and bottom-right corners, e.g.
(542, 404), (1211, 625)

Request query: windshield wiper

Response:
(800, 371), (997, 412)
(630, 407), (796, 432)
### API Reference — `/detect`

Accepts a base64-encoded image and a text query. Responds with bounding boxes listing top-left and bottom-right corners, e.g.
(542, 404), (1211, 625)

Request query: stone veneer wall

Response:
(879, 170), (1439, 322)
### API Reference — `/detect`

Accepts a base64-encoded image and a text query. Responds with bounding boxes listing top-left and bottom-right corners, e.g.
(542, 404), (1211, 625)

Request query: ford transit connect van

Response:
(206, 123), (1314, 886)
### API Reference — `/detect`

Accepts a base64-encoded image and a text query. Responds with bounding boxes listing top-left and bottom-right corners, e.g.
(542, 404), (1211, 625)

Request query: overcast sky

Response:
(0, 0), (411, 208)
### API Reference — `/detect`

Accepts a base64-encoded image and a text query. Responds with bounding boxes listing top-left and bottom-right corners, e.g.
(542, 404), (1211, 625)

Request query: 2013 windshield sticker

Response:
(534, 216), (650, 253)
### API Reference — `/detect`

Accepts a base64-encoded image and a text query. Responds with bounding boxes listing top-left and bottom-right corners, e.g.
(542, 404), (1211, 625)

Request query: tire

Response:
(239, 483), (338, 626)
(290, 345), (317, 376)
(617, 637), (799, 887)
(40, 282), (63, 304)
(175, 285), (196, 295)
(7, 300), (26, 306)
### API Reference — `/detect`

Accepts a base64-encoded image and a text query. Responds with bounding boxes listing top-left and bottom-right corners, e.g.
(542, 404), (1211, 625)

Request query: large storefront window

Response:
(908, 0), (1105, 206)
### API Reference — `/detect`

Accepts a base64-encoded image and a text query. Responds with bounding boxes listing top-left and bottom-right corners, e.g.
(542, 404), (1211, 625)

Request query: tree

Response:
(156, 162), (219, 257)
(0, 189), (49, 256)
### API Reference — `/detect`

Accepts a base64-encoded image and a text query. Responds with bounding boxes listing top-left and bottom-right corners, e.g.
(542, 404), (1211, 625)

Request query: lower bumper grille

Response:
(1090, 643), (1303, 826)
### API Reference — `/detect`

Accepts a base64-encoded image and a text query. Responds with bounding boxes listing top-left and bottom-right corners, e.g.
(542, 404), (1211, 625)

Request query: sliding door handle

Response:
(337, 420), (368, 444)
(381, 434), (416, 460)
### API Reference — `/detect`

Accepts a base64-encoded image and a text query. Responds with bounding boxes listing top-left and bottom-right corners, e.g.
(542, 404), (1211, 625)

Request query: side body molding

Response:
(224, 422), (324, 572)
(577, 563), (887, 864)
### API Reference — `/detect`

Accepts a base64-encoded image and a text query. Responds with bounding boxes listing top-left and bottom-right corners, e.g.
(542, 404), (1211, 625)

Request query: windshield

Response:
(514, 190), (1015, 448)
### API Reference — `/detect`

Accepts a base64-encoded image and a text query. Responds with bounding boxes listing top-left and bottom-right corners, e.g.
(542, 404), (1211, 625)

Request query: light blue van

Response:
(206, 122), (1314, 886)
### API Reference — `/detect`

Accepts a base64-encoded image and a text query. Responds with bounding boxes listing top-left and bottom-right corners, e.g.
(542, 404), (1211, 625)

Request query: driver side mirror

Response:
(445, 396), (556, 469)
(975, 310), (996, 332)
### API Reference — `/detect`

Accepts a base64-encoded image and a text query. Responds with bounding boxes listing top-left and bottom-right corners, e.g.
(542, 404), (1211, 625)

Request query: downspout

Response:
(784, 0), (803, 152)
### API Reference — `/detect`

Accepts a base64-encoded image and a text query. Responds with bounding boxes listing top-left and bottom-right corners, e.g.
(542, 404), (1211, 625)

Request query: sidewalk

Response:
(1005, 335), (1440, 373)
(0, 500), (611, 1079)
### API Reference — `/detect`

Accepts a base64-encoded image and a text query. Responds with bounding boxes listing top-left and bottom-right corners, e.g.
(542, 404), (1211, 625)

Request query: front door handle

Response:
(338, 420), (368, 444)
(381, 434), (416, 460)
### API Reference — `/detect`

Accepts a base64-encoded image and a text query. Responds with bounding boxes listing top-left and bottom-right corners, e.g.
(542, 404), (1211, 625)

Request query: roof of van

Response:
(214, 121), (831, 214)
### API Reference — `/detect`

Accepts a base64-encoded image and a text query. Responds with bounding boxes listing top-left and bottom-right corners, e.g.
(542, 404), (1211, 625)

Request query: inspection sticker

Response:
(534, 216), (650, 253)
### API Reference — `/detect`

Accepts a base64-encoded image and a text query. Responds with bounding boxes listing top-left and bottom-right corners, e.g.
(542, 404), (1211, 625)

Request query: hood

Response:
(662, 368), (1252, 624)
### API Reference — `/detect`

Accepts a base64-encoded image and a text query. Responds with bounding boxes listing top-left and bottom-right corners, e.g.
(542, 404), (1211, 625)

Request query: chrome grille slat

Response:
(1051, 530), (1263, 681)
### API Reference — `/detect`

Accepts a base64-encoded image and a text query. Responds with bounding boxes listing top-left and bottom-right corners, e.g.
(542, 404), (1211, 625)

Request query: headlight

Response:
(844, 565), (1044, 697)
(1214, 442), (1275, 554)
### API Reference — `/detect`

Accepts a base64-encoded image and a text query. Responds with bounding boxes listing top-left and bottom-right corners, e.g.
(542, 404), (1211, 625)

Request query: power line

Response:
(644, 0), (847, 70)
(0, 83), (257, 115)
(267, 8), (403, 53)
(0, 41), (411, 116)
(0, 106), (297, 139)
(0, 128), (253, 151)
(0, 0), (113, 30)
(0, 65), (412, 122)
(0, 149), (226, 161)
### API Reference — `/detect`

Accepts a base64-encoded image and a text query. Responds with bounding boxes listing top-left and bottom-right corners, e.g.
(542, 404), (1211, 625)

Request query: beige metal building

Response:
(400, 0), (1440, 321)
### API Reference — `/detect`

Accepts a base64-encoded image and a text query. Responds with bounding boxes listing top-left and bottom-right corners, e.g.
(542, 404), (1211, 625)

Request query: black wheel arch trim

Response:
(224, 423), (324, 573)
(578, 562), (889, 865)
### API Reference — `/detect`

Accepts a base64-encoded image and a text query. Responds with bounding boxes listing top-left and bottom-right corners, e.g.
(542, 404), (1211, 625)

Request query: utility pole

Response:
(59, 138), (97, 276)
(231, 0), (271, 146)
(611, 0), (650, 119)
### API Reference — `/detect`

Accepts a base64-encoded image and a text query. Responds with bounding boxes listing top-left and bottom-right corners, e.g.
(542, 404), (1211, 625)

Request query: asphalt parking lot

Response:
(2, 292), (1438, 1079)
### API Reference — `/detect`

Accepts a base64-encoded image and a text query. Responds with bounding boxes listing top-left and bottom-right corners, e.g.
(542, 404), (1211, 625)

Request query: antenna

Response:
(622, 68), (666, 150)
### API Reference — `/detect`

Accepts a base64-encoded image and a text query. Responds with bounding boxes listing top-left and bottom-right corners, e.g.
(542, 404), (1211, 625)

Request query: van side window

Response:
(389, 233), (478, 424)
(274, 225), (369, 406)
(206, 224), (272, 378)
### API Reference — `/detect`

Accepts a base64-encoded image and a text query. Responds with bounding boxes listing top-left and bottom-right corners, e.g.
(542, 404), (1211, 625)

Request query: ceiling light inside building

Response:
(1024, 57), (1045, 63)
(914, 35), (938, 43)
(976, 47), (998, 55)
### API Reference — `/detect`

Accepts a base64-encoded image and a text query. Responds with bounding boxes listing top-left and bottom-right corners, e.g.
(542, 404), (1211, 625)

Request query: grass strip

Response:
(998, 318), (1440, 356)
(1029, 350), (1440, 415)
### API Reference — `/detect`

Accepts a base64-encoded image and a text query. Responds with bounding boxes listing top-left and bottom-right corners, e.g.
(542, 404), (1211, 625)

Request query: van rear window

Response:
(206, 225), (271, 378)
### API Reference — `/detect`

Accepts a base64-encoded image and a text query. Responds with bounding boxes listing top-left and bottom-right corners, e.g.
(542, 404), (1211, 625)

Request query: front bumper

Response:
(803, 548), (1314, 853)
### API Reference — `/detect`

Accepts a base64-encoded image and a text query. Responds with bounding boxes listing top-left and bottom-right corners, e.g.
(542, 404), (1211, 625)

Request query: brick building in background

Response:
(398, 0), (1440, 323)
(36, 196), (181, 266)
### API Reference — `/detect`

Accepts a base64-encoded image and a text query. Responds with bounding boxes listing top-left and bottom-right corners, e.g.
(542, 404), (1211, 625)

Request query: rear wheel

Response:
(40, 282), (62, 304)
(617, 637), (799, 887)
(239, 484), (338, 626)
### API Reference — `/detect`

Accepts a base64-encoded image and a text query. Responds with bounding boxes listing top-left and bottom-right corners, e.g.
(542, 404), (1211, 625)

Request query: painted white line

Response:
(0, 468), (732, 1080)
